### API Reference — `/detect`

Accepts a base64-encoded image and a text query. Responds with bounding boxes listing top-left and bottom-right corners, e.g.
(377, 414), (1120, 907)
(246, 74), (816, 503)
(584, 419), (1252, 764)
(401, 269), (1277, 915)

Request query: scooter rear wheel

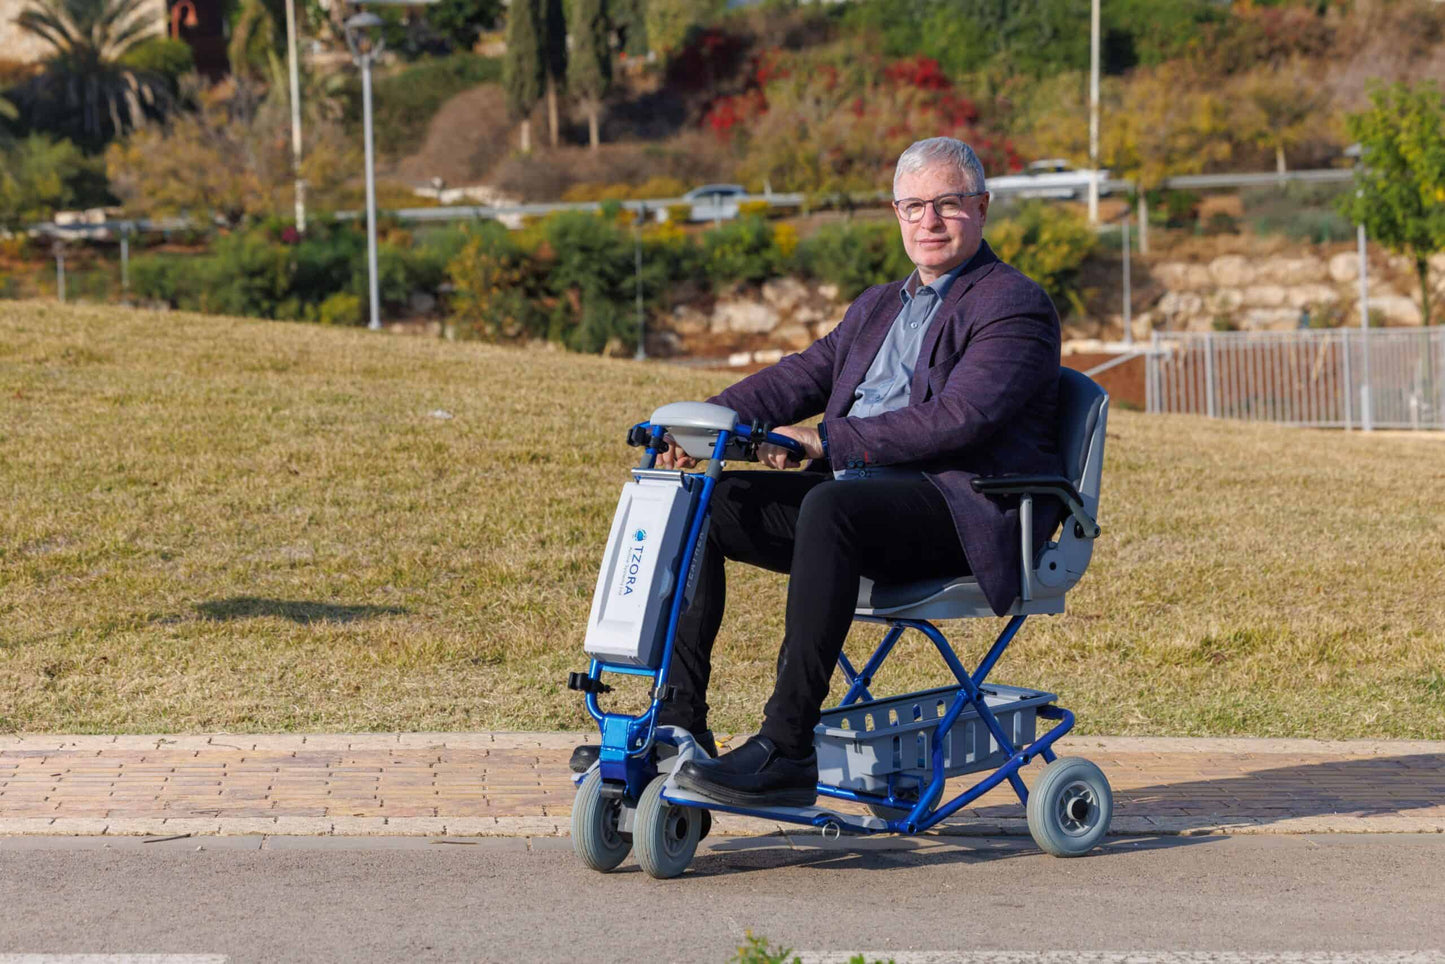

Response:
(571, 770), (632, 872)
(633, 775), (701, 879)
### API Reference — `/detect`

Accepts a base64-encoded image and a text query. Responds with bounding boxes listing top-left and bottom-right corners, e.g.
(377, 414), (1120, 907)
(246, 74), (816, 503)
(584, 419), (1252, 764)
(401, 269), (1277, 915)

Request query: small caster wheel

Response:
(633, 775), (701, 879)
(1026, 756), (1113, 857)
(571, 770), (632, 872)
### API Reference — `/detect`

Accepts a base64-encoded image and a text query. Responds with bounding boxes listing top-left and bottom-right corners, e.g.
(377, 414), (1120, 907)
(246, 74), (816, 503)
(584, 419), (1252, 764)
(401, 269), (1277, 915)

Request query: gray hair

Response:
(893, 137), (987, 197)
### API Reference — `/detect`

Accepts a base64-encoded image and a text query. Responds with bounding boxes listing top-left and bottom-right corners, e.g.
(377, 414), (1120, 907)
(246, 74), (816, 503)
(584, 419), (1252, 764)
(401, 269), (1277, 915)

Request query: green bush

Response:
(795, 220), (912, 299)
(985, 201), (1097, 317)
(316, 291), (362, 325)
(119, 37), (194, 88)
(344, 54), (503, 158)
(703, 216), (782, 286)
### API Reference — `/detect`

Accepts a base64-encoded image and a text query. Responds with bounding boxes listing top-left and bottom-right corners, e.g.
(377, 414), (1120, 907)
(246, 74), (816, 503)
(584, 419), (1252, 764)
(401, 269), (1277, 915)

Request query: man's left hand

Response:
(758, 425), (824, 470)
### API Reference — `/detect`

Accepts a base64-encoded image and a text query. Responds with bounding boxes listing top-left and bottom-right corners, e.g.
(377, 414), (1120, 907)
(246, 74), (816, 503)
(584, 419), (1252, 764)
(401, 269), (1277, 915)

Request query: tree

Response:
(568, 0), (612, 150)
(0, 134), (104, 227)
(11, 0), (171, 151)
(1233, 59), (1330, 174)
(645, 0), (719, 58)
(1099, 62), (1232, 191)
(503, 0), (545, 153)
(542, 0), (567, 148)
(1341, 81), (1445, 326)
(105, 77), (357, 226)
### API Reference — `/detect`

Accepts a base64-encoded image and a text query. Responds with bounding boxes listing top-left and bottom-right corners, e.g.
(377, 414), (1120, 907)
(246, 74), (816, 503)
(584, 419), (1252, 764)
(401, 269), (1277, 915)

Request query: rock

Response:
(1285, 284), (1340, 308)
(1131, 311), (1156, 340)
(753, 348), (785, 364)
(774, 323), (814, 350)
(1205, 289), (1245, 312)
(1257, 256), (1327, 285)
(1240, 308), (1301, 331)
(717, 300), (779, 334)
(670, 305), (710, 336)
(1370, 294), (1422, 325)
(1151, 262), (1193, 288)
(817, 283), (840, 302)
(1209, 255), (1255, 287)
(1155, 290), (1205, 325)
(645, 330), (682, 357)
(760, 277), (810, 312)
(1240, 285), (1286, 307)
(1329, 252), (1359, 283)
(812, 318), (842, 339)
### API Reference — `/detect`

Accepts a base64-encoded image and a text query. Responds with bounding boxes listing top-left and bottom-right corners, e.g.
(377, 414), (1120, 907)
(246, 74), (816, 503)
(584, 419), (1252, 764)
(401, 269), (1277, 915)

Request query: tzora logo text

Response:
(617, 532), (647, 597)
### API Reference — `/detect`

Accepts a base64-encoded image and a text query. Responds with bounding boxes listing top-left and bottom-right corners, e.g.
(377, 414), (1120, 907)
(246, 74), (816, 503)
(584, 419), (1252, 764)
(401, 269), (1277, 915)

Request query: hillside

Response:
(2, 301), (1443, 737)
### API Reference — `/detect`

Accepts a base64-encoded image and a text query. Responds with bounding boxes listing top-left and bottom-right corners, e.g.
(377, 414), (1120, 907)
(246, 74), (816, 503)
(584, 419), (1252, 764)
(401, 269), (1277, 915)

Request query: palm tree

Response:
(12, 0), (171, 150)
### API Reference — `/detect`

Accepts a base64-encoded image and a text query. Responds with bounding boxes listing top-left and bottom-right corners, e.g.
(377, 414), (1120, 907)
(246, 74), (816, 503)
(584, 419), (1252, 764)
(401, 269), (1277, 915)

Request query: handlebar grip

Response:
(762, 431), (807, 457)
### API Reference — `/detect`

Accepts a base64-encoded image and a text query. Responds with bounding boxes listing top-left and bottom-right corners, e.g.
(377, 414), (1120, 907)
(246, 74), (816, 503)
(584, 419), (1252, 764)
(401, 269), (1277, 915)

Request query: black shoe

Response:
(673, 735), (818, 808)
(568, 729), (718, 774)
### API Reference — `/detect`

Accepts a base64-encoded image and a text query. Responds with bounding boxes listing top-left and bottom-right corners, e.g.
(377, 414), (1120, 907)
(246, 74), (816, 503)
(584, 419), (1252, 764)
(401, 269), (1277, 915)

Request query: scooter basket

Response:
(814, 684), (1055, 795)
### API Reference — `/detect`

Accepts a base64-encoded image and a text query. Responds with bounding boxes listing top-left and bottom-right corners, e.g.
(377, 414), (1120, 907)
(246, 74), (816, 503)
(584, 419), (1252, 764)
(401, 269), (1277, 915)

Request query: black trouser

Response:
(665, 470), (970, 759)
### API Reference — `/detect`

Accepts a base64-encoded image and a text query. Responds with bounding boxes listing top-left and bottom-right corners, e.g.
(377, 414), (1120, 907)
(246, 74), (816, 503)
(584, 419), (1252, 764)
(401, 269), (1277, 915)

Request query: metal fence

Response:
(1145, 328), (1445, 430)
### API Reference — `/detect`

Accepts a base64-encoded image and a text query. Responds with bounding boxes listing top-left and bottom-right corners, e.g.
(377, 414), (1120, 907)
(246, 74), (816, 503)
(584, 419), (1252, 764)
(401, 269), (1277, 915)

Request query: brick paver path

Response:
(1, 733), (1441, 837)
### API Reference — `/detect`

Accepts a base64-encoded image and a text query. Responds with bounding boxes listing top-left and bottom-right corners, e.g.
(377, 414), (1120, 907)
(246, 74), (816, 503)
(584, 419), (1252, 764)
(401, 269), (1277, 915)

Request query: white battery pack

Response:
(583, 475), (697, 669)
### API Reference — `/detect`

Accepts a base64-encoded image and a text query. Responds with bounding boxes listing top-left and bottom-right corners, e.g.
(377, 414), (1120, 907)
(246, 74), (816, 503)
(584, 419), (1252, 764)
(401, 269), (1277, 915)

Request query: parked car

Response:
(990, 161), (1113, 200)
(682, 184), (748, 222)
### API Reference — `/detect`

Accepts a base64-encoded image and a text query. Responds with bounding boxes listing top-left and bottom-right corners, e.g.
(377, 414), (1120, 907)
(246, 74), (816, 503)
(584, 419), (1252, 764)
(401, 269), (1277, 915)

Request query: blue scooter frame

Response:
(573, 419), (1078, 837)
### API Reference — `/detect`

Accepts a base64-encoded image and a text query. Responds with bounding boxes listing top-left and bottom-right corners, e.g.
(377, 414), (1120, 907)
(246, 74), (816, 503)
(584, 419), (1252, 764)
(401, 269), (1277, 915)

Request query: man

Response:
(575, 136), (1064, 807)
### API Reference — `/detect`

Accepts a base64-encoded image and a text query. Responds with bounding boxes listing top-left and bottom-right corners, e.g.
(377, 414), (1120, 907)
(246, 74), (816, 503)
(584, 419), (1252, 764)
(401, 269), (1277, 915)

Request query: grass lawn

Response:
(2, 300), (1443, 737)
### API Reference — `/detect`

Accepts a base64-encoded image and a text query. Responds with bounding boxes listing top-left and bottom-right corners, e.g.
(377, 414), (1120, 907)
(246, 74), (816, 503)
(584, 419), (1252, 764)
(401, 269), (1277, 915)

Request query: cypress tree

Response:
(568, 0), (612, 150)
(542, 0), (567, 147)
(503, 0), (545, 153)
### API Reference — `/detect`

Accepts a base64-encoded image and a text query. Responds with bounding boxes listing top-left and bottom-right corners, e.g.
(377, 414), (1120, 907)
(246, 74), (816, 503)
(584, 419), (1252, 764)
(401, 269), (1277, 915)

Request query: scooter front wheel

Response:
(633, 775), (702, 879)
(571, 770), (632, 872)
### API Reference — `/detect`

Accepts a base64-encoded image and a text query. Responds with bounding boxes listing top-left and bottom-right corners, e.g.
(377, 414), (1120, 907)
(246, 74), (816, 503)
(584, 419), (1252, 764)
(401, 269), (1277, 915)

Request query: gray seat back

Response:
(1036, 368), (1108, 593)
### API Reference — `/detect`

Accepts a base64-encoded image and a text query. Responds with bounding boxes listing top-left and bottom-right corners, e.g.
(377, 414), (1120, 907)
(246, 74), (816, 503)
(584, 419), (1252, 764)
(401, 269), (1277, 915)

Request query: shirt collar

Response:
(900, 261), (966, 305)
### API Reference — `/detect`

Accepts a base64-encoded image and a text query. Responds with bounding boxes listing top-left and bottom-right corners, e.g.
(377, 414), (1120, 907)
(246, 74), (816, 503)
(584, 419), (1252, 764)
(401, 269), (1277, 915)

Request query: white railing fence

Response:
(1145, 328), (1445, 430)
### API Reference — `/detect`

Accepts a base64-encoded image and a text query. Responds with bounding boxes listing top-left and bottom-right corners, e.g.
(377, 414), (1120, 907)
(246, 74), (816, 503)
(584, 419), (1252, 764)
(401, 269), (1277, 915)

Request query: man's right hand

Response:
(655, 436), (698, 470)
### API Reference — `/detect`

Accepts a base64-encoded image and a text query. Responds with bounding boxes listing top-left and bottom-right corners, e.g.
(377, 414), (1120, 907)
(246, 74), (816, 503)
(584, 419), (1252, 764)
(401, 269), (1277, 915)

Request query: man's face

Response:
(894, 164), (989, 284)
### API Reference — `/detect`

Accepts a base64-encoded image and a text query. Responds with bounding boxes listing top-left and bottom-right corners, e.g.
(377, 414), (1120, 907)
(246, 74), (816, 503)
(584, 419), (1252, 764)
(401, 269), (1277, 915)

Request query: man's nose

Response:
(920, 201), (946, 229)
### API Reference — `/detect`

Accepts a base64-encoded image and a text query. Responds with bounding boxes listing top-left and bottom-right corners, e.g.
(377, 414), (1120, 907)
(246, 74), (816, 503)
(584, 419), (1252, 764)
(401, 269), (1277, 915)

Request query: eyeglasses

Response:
(892, 192), (987, 222)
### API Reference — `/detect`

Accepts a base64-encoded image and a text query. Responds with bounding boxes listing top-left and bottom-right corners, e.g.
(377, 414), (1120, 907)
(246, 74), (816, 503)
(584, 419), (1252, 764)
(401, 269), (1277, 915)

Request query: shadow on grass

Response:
(194, 597), (409, 625)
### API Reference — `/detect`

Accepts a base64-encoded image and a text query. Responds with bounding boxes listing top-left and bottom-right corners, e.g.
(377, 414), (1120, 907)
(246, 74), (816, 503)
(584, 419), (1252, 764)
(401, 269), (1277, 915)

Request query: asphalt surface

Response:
(1, 834), (1442, 964)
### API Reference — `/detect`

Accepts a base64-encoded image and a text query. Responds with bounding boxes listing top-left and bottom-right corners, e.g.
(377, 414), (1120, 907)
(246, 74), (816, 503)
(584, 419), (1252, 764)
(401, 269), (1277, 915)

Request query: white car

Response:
(681, 184), (748, 222)
(989, 161), (1113, 200)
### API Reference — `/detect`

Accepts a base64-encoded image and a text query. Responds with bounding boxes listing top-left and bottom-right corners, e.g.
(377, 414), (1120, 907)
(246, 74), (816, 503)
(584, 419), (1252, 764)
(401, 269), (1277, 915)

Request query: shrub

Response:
(664, 203), (693, 224)
(985, 201), (1096, 316)
(316, 291), (362, 326)
(119, 37), (194, 88)
(796, 220), (912, 299)
(703, 216), (781, 286)
(447, 221), (546, 341)
(737, 200), (770, 218)
(344, 54), (504, 159)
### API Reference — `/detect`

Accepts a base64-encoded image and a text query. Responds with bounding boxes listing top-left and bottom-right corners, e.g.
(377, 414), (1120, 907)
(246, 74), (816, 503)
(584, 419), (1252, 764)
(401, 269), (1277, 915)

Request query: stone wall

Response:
(650, 243), (1445, 360)
(1123, 248), (1445, 339)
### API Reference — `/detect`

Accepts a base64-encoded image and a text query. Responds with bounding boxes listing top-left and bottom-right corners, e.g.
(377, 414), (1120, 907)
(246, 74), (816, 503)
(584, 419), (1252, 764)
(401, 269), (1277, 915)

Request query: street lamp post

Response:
(633, 205), (647, 361)
(345, 0), (439, 333)
(345, 10), (386, 331)
(285, 0), (306, 232)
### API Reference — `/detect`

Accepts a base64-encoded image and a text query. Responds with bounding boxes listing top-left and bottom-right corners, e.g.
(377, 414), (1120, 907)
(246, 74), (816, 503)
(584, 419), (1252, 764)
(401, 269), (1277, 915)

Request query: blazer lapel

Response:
(831, 280), (904, 419)
(909, 241), (1000, 403)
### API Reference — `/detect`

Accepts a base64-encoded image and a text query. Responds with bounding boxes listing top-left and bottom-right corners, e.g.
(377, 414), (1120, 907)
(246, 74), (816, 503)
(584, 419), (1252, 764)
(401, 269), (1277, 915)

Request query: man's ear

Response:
(978, 193), (990, 223)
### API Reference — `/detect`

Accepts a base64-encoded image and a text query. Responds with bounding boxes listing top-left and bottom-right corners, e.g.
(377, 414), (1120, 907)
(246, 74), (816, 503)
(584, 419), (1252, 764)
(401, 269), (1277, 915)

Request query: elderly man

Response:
(574, 136), (1064, 807)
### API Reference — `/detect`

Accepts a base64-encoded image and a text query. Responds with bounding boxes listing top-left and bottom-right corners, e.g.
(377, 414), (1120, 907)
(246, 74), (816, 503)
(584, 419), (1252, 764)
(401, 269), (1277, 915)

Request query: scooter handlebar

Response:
(625, 420), (807, 461)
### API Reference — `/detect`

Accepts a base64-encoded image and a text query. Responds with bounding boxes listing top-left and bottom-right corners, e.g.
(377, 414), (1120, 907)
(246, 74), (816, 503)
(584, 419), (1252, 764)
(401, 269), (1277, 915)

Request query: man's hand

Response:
(655, 435), (698, 470)
(758, 425), (824, 471)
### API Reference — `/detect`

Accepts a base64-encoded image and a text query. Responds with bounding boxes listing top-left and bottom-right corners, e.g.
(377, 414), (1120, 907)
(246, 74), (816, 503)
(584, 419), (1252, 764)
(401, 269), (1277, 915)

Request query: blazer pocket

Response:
(926, 345), (968, 393)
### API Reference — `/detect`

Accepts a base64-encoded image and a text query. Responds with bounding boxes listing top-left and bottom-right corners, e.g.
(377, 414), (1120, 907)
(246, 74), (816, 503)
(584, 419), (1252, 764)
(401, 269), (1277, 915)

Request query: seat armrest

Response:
(970, 474), (1100, 538)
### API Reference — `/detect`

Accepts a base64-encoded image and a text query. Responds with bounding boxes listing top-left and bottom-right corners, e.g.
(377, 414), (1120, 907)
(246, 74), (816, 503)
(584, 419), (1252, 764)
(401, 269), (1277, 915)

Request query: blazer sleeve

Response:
(707, 287), (877, 425)
(823, 288), (1059, 470)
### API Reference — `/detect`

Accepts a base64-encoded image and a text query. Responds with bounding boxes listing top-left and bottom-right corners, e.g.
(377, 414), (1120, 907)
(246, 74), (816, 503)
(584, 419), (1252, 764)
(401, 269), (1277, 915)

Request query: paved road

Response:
(1, 834), (1442, 963)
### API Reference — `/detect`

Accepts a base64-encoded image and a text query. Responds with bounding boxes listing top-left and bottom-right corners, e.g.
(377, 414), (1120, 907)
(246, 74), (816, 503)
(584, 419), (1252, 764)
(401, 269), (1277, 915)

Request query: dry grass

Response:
(3, 300), (1444, 737)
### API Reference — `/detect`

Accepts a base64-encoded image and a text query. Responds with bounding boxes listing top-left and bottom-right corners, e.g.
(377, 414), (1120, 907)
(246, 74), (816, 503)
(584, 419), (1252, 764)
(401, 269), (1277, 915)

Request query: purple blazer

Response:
(712, 241), (1063, 616)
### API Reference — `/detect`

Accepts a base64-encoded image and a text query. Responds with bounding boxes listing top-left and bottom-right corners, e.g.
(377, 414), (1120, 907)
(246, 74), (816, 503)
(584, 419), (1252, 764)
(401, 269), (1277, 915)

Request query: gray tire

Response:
(571, 770), (631, 872)
(1026, 756), (1113, 857)
(633, 775), (701, 879)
